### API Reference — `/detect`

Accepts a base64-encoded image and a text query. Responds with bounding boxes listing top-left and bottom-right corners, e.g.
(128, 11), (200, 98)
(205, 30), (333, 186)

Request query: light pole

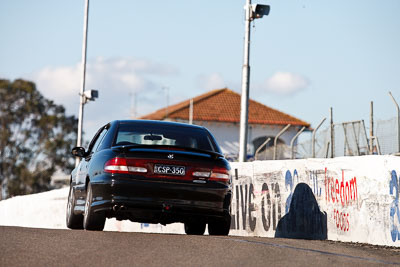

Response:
(76, 0), (98, 166)
(130, 91), (137, 119)
(238, 2), (270, 162)
(162, 86), (170, 119)
(77, 0), (89, 150)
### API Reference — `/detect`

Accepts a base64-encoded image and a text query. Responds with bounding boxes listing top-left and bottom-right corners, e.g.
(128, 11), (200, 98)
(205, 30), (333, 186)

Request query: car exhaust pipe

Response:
(113, 205), (120, 212)
(162, 203), (172, 212)
(113, 205), (127, 212)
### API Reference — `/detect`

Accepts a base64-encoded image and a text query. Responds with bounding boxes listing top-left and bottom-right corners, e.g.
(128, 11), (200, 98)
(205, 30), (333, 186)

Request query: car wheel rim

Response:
(84, 186), (90, 225)
(84, 199), (89, 217)
(67, 189), (72, 221)
(67, 198), (71, 218)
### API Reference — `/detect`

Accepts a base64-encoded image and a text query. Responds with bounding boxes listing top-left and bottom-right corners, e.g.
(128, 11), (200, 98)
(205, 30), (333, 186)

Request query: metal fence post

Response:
(290, 126), (306, 159)
(389, 92), (400, 153)
(312, 118), (326, 158)
(330, 107), (334, 158)
(369, 101), (374, 154)
(273, 124), (291, 160)
(254, 137), (271, 160)
(351, 122), (360, 156)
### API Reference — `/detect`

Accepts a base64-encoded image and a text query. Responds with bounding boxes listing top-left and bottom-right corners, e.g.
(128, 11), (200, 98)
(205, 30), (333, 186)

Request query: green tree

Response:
(0, 79), (78, 198)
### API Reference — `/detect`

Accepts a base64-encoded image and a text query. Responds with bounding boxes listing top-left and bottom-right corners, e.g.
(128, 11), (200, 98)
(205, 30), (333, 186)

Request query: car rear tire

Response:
(184, 221), (206, 235)
(208, 216), (231, 236)
(66, 186), (84, 229)
(83, 183), (106, 231)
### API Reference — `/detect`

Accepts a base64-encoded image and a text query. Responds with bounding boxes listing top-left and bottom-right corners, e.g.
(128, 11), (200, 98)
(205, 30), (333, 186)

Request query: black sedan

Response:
(66, 120), (232, 235)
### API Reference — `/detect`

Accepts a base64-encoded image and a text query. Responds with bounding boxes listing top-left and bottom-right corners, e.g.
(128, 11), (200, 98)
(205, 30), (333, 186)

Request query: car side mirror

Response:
(71, 147), (86, 158)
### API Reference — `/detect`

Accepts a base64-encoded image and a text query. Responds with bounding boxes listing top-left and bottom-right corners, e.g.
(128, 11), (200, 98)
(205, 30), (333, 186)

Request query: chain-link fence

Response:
(295, 117), (399, 159)
(254, 143), (292, 160)
(375, 117), (398, 155)
(236, 115), (398, 161)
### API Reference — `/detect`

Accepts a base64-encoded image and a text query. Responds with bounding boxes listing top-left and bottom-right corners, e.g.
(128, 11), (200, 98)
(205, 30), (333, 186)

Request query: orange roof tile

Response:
(139, 88), (310, 127)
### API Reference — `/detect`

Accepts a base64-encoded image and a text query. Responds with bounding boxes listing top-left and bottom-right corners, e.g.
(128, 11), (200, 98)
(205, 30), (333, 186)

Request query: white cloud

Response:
(29, 57), (179, 140)
(196, 72), (226, 91)
(30, 57), (179, 110)
(33, 64), (81, 106)
(261, 72), (310, 95)
(90, 57), (178, 76)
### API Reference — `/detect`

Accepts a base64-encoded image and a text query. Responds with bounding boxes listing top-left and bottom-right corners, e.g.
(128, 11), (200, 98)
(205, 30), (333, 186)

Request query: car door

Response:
(76, 125), (109, 185)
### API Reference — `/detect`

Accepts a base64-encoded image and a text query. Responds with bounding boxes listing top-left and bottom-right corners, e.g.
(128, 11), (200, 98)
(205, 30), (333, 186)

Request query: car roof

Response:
(113, 120), (208, 130)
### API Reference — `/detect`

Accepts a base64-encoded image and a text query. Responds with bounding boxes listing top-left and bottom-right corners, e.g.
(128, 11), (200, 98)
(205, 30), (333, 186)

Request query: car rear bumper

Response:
(89, 174), (231, 224)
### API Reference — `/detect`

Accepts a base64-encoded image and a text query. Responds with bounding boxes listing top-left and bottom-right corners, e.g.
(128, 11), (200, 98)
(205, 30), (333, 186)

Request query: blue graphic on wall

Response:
(285, 170), (298, 214)
(390, 170), (400, 242)
(309, 170), (322, 197)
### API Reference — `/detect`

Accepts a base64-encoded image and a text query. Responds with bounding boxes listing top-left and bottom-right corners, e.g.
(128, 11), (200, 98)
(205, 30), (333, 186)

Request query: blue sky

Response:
(1, 0), (399, 141)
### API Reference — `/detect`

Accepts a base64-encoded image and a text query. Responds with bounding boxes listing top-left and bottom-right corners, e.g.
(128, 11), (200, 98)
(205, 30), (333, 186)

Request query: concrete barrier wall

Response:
(229, 155), (400, 247)
(1, 155), (399, 247)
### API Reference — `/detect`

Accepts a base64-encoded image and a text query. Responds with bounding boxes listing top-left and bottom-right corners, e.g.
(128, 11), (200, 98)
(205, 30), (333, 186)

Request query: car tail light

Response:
(209, 167), (230, 182)
(104, 158), (129, 173)
(104, 157), (147, 174)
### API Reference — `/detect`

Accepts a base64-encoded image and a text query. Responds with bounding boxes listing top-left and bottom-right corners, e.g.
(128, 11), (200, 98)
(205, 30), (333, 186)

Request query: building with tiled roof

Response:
(140, 88), (310, 160)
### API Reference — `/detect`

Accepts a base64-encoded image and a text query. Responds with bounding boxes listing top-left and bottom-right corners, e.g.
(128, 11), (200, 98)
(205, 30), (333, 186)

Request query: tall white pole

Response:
(189, 99), (193, 124)
(239, 0), (252, 162)
(162, 86), (169, 119)
(76, 0), (89, 166)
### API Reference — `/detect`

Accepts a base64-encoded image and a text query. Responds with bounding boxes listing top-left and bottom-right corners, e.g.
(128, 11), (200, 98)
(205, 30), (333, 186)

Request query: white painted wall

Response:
(0, 187), (185, 234)
(2, 155), (399, 247)
(230, 155), (400, 247)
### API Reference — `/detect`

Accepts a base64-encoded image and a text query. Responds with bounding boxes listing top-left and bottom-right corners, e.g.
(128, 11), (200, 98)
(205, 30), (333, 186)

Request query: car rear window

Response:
(114, 122), (219, 152)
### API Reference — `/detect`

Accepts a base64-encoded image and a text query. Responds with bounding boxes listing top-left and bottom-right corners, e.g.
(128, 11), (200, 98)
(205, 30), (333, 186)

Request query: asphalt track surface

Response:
(1, 226), (399, 267)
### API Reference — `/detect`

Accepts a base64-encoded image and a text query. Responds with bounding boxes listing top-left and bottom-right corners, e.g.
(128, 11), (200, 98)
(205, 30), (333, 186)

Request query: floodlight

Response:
(83, 89), (99, 101)
(251, 4), (270, 19)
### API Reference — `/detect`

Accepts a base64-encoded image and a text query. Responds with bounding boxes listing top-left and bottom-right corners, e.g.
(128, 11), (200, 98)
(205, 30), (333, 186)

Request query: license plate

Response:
(154, 164), (186, 176)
